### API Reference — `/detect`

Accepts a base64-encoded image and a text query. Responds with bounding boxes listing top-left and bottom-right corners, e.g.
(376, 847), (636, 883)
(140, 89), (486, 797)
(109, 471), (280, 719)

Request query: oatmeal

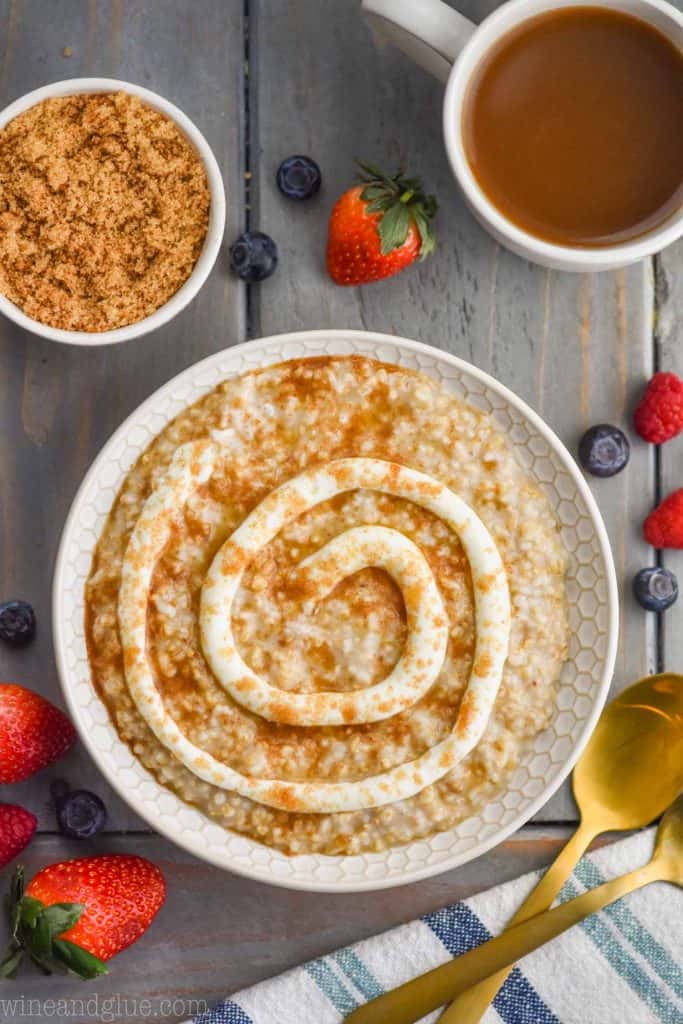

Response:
(85, 356), (568, 855)
(0, 92), (210, 332)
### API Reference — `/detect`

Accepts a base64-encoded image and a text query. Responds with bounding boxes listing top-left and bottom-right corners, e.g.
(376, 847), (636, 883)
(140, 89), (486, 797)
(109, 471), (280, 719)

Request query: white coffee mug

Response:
(362, 0), (683, 271)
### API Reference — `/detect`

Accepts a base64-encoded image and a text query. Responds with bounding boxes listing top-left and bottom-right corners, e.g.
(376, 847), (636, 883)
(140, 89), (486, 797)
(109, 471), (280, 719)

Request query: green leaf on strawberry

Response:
(356, 159), (437, 260)
(0, 948), (23, 978)
(376, 202), (411, 255)
(1, 867), (108, 980)
(52, 940), (109, 980)
(19, 895), (44, 929)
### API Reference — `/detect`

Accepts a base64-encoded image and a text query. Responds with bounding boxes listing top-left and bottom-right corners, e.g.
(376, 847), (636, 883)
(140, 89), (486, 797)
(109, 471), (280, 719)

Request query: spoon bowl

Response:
(573, 673), (683, 831)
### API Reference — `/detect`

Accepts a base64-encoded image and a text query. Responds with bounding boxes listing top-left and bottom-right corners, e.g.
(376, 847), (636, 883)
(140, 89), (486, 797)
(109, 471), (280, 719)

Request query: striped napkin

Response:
(189, 829), (683, 1024)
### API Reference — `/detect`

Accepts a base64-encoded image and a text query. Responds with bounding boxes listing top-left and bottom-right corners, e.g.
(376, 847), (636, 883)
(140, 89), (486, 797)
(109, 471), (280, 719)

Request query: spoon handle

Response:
(438, 818), (597, 1023)
(344, 861), (660, 1024)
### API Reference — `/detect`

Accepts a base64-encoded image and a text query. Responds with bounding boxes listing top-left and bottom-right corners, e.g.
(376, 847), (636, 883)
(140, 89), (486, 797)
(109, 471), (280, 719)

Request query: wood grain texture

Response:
(657, 239), (683, 668)
(0, 0), (675, 1014)
(0, 828), (620, 1023)
(0, 0), (246, 830)
(250, 0), (657, 819)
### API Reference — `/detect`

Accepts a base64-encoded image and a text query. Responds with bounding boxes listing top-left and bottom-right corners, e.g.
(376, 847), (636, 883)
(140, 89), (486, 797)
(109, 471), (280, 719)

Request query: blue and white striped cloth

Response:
(189, 830), (683, 1024)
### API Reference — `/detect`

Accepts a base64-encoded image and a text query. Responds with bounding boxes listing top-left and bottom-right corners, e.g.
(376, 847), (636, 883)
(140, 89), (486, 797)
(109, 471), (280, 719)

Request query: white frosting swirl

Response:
(118, 442), (511, 814)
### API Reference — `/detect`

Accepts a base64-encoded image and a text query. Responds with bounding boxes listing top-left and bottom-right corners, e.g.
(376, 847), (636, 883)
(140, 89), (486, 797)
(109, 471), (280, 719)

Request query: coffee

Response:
(462, 6), (683, 247)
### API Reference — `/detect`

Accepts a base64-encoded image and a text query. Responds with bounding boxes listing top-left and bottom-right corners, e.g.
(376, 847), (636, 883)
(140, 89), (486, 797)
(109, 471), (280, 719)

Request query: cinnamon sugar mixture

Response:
(0, 91), (210, 332)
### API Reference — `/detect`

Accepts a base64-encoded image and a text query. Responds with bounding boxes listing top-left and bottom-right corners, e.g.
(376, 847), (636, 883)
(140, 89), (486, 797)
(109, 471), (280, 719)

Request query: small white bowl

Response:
(0, 78), (226, 346)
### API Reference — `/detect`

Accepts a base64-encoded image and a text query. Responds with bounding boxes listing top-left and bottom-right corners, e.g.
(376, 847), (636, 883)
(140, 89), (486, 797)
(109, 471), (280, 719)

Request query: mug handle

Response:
(361, 0), (475, 83)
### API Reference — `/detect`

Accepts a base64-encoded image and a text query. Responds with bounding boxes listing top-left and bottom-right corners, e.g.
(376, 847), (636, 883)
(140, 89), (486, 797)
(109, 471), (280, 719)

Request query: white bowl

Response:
(53, 330), (618, 892)
(0, 78), (226, 346)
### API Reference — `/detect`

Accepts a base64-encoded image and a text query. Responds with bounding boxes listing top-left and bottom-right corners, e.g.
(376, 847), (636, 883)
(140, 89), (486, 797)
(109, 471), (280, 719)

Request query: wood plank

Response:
(657, 239), (683, 667)
(0, 0), (246, 830)
(250, 0), (656, 820)
(0, 826), (614, 1022)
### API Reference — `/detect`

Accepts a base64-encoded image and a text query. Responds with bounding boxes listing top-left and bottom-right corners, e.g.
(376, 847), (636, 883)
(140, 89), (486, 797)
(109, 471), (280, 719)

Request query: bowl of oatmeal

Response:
(0, 78), (225, 345)
(53, 331), (618, 891)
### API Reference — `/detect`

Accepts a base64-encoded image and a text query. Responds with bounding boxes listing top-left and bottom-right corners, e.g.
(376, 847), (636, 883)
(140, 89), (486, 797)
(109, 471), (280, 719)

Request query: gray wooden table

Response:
(0, 2), (680, 1021)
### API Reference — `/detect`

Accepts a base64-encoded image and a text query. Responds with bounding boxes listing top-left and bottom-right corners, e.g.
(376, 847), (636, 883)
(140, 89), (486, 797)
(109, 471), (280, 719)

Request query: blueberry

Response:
(276, 155), (321, 200)
(229, 231), (278, 283)
(633, 567), (678, 611)
(0, 600), (36, 647)
(56, 789), (107, 839)
(578, 424), (630, 477)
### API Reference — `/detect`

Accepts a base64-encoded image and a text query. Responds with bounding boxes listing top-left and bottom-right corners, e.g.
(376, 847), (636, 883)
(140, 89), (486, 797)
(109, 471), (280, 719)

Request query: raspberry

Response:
(644, 489), (683, 549)
(634, 372), (683, 444)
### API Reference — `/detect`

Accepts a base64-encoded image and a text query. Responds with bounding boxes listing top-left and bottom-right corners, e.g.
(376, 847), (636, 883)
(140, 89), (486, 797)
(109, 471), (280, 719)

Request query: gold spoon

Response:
(346, 792), (683, 1024)
(438, 671), (683, 1024)
(344, 673), (683, 1024)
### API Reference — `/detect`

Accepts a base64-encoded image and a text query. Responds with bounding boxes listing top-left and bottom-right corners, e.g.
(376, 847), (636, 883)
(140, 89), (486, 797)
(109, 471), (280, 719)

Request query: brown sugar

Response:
(0, 91), (211, 332)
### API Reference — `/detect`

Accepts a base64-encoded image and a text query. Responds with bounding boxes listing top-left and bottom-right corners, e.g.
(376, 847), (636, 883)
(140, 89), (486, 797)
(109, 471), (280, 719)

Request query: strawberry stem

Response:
(355, 159), (437, 259)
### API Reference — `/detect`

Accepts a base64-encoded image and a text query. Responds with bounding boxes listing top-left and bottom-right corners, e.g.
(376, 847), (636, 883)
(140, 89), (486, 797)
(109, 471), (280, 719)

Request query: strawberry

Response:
(0, 683), (76, 783)
(634, 372), (683, 444)
(326, 160), (437, 285)
(644, 489), (683, 549)
(1, 855), (166, 979)
(0, 804), (37, 869)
